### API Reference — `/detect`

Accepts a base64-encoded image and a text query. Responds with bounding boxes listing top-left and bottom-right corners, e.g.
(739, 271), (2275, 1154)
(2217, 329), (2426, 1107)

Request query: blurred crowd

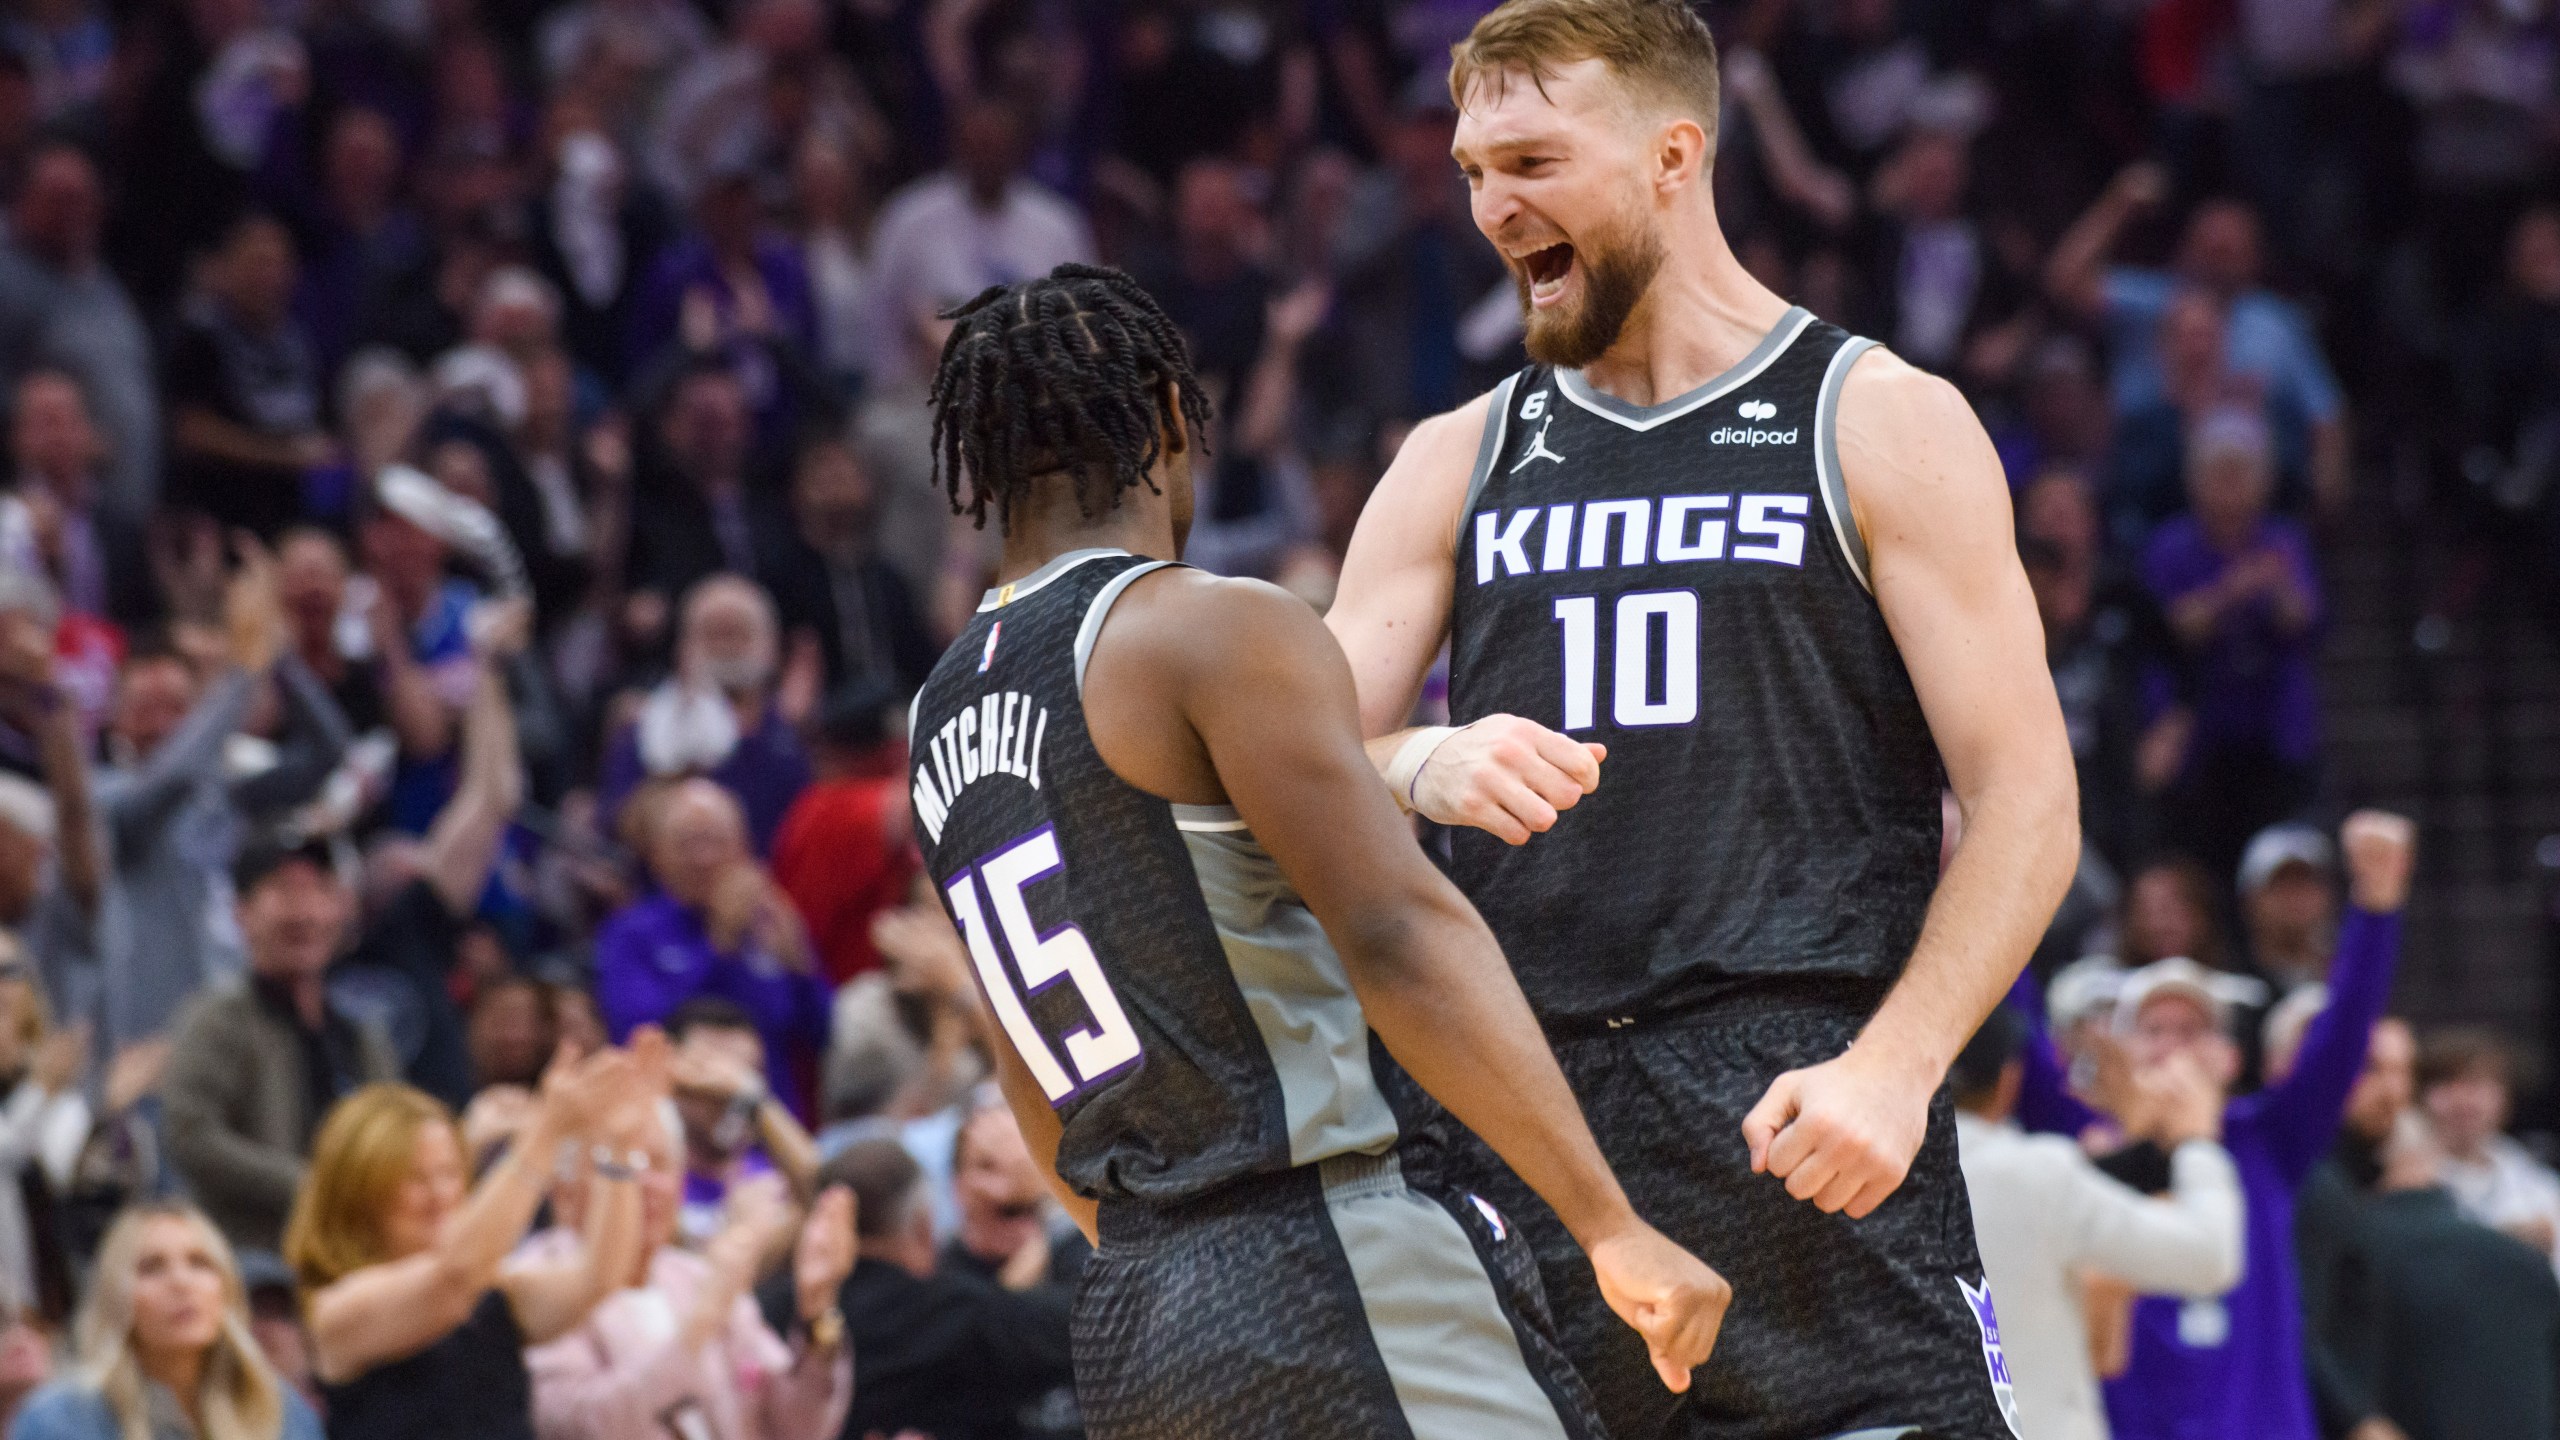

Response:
(0, 0), (2525, 1437)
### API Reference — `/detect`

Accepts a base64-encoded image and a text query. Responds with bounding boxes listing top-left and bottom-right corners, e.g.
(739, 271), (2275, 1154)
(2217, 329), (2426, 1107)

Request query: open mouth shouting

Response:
(1516, 241), (1576, 308)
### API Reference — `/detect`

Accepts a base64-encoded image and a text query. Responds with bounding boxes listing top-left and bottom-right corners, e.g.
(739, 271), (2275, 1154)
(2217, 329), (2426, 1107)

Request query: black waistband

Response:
(1537, 979), (1886, 1043)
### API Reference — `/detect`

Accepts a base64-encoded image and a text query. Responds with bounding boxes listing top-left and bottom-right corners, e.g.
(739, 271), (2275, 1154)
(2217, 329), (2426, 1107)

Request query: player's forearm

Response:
(1858, 780), (2077, 1084)
(1345, 893), (1639, 1249)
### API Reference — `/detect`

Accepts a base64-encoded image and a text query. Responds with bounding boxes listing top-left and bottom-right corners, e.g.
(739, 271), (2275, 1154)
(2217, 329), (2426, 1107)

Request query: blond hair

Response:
(282, 1083), (457, 1292)
(1449, 0), (1722, 143)
(77, 1202), (287, 1440)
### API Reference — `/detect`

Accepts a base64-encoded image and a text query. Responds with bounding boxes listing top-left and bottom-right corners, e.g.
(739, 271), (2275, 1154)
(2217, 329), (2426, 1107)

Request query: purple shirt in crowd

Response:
(2140, 515), (2325, 768)
(593, 892), (832, 1120)
(2097, 907), (2403, 1440)
(598, 706), (814, 856)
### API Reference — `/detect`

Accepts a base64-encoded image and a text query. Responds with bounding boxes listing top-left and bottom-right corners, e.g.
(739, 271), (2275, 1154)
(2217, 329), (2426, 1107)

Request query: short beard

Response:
(1514, 215), (1664, 369)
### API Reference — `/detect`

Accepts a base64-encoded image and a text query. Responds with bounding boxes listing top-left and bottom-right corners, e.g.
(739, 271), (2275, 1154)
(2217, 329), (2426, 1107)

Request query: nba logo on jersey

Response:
(1956, 1278), (2024, 1438)
(978, 622), (1003, 673)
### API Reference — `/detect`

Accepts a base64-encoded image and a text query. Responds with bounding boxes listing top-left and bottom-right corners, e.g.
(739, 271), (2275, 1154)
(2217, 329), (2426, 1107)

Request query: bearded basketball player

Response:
(909, 265), (1731, 1440)
(1327, 3), (2079, 1438)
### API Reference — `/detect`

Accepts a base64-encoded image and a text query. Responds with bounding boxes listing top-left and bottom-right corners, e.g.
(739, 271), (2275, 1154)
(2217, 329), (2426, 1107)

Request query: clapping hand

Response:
(794, 1186), (857, 1324)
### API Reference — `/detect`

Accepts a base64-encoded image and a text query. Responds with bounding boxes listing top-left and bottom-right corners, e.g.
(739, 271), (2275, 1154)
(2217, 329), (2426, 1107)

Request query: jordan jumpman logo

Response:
(1511, 415), (1567, 471)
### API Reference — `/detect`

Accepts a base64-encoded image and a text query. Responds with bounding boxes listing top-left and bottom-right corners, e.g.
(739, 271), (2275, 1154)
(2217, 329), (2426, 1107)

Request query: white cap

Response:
(2238, 822), (2335, 896)
(2113, 956), (2255, 1035)
(2045, 955), (2125, 1034)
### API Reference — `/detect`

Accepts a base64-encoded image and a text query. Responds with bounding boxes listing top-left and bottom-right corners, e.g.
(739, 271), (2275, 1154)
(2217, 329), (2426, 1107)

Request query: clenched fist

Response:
(1409, 714), (1606, 845)
(1586, 1222), (1733, 1392)
(1741, 1046), (1933, 1219)
(2341, 810), (2415, 914)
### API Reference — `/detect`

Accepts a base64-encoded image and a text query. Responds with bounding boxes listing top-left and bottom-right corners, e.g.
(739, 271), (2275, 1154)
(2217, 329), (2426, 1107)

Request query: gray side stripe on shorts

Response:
(1181, 829), (1399, 1165)
(1324, 1162), (1572, 1440)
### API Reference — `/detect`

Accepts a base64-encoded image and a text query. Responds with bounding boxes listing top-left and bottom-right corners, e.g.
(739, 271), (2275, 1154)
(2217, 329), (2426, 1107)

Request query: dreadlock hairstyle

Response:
(928, 263), (1214, 532)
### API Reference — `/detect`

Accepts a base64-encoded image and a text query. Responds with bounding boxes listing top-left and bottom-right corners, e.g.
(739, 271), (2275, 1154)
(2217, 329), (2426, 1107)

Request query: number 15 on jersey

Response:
(943, 825), (1145, 1104)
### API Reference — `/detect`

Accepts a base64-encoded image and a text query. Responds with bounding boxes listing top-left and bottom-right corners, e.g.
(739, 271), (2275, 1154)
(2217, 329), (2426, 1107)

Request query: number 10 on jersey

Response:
(943, 826), (1144, 1104)
(1552, 590), (1701, 730)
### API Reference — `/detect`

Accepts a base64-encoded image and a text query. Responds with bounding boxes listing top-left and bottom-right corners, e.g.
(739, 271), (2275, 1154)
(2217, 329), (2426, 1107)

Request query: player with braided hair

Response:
(905, 262), (1730, 1439)
(928, 263), (1213, 531)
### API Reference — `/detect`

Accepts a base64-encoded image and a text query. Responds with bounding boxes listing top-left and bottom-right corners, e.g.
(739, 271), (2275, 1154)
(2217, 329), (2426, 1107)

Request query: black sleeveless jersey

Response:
(909, 549), (1401, 1205)
(1447, 309), (1945, 1025)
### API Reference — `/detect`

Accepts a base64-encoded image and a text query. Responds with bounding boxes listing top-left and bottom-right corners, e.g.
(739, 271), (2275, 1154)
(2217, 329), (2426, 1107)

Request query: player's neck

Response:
(1574, 219), (1793, 408)
(997, 480), (1178, 583)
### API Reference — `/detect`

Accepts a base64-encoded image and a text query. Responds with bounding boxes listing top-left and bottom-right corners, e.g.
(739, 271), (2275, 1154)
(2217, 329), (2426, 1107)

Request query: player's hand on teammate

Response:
(1585, 1222), (1732, 1393)
(1741, 1045), (1932, 1219)
(1410, 714), (1606, 845)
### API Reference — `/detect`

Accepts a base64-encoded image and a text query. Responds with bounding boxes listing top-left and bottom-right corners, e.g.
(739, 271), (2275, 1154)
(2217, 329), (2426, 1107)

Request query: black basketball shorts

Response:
(1071, 1151), (1610, 1440)
(1403, 1005), (2023, 1440)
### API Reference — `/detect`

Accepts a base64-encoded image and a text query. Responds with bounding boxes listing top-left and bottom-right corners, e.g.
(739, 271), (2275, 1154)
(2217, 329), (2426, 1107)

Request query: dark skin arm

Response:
(1078, 566), (1729, 1390)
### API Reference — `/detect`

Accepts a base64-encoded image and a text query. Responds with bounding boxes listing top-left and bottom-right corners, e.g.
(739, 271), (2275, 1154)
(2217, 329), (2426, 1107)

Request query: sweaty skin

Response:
(1327, 56), (2078, 1219)
(968, 389), (1732, 1392)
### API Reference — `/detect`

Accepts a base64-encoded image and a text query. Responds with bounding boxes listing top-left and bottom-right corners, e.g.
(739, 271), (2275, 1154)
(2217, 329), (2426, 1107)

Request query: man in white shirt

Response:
(1956, 1002), (2246, 1440)
(2418, 1026), (2560, 1264)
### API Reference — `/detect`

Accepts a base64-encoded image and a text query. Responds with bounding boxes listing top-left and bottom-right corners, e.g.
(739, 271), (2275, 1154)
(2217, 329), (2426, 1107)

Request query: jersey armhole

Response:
(1815, 337), (1881, 595)
(1073, 560), (1182, 697)
(1451, 372), (1524, 550)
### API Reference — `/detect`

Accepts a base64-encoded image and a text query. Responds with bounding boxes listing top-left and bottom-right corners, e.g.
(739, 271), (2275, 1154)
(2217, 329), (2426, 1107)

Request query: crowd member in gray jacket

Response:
(68, 539), (350, 1056)
(162, 836), (399, 1255)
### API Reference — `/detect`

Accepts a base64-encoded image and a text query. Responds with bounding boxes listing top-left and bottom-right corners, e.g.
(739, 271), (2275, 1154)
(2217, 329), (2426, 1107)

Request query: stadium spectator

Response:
(161, 837), (399, 1255)
(937, 1106), (1083, 1440)
(860, 98), (1093, 394)
(0, 956), (85, 1318)
(522, 1107), (853, 1440)
(282, 1043), (661, 1440)
(772, 681), (914, 987)
(2419, 1027), (2560, 1262)
(622, 366), (793, 630)
(2102, 812), (2412, 1440)
(2293, 1014), (2417, 1440)
(2, 371), (162, 634)
(2143, 408), (2325, 886)
(767, 1139), (1075, 1440)
(82, 547), (351, 1056)
(765, 437), (936, 699)
(7, 1201), (323, 1440)
(1956, 1005), (2242, 1440)
(328, 600), (528, 1109)
(0, 143), (156, 520)
(2045, 173), (2349, 512)
(662, 999), (819, 1243)
(601, 578), (812, 853)
(2237, 823), (2341, 994)
(162, 215), (337, 540)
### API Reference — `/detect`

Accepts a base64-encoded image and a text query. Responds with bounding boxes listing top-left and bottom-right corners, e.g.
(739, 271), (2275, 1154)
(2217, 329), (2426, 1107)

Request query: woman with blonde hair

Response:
(8, 1200), (321, 1440)
(283, 1036), (663, 1440)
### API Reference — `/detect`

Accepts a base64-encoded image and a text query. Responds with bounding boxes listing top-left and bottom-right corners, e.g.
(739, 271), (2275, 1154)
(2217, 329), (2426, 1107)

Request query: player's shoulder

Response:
(1386, 388), (1502, 482)
(1104, 566), (1332, 671)
(1831, 345), (2001, 504)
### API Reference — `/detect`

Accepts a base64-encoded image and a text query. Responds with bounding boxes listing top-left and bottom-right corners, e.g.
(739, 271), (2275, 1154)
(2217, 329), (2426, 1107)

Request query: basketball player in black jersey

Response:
(1327, 3), (2078, 1438)
(907, 265), (1730, 1440)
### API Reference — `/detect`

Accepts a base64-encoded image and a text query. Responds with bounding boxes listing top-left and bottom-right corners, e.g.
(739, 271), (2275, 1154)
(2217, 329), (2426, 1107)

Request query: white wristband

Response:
(1383, 725), (1463, 815)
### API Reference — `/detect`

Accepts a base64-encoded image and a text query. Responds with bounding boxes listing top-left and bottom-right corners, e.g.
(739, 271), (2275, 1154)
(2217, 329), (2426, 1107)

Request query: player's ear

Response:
(1157, 376), (1190, 456)
(1654, 115), (1708, 194)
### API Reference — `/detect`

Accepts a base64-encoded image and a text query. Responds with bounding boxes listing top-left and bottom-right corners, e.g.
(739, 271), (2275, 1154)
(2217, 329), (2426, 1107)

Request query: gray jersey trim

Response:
(1170, 802), (1247, 833)
(1179, 827), (1399, 1167)
(1814, 336), (1881, 595)
(1072, 559), (1179, 696)
(1556, 307), (1813, 432)
(979, 547), (1131, 613)
(1457, 372), (1524, 532)
(1325, 1162), (1573, 1440)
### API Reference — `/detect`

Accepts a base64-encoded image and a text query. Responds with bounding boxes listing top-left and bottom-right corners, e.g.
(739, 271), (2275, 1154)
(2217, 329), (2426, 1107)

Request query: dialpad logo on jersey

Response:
(1709, 398), (1795, 447)
(1957, 1277), (2024, 1439)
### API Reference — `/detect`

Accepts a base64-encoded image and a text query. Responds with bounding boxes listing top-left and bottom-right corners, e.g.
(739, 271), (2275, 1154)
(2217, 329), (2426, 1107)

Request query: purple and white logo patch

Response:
(1956, 1277), (2023, 1439)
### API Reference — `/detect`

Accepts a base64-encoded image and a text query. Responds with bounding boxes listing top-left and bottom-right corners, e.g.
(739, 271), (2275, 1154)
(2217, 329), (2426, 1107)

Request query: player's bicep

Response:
(1328, 399), (1484, 737)
(1182, 585), (1455, 944)
(1842, 359), (2071, 803)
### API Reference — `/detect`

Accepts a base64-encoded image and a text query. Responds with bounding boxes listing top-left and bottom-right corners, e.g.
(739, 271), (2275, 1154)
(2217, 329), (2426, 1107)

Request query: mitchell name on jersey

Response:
(913, 687), (1050, 844)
